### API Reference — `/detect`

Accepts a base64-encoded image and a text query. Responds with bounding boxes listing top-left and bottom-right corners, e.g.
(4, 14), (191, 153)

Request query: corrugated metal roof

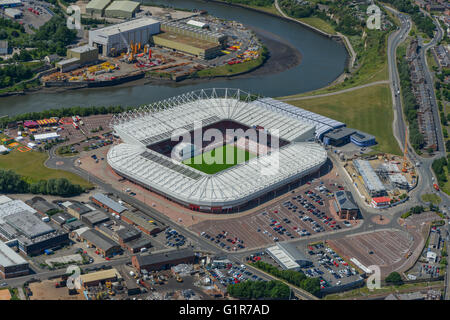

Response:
(0, 241), (28, 268)
(92, 193), (126, 213)
(105, 0), (139, 13)
(86, 0), (111, 11)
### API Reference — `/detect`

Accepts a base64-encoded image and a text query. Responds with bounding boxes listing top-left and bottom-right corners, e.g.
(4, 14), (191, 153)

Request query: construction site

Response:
(341, 153), (417, 209)
(41, 12), (262, 85)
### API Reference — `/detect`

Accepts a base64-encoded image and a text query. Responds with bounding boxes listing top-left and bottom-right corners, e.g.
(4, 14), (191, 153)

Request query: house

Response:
(333, 191), (359, 219)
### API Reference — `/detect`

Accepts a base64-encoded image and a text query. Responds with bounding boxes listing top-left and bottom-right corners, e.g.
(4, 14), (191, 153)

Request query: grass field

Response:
(421, 193), (442, 205)
(298, 17), (336, 35)
(183, 144), (256, 174)
(0, 146), (92, 189)
(282, 84), (402, 155)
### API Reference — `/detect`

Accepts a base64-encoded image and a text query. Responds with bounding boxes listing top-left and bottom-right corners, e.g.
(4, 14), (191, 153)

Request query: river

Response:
(0, 0), (347, 117)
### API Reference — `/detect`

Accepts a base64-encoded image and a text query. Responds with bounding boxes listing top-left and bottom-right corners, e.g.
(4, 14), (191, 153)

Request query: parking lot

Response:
(328, 230), (415, 277)
(192, 178), (356, 251)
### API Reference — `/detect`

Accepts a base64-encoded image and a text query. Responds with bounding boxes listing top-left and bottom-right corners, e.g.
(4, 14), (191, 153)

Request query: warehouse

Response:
(152, 31), (222, 59)
(4, 8), (22, 19)
(67, 202), (92, 219)
(333, 191), (359, 220)
(122, 235), (152, 253)
(79, 268), (122, 288)
(91, 193), (126, 215)
(63, 220), (85, 232)
(89, 17), (160, 56)
(0, 241), (29, 279)
(0, 203), (69, 256)
(86, 0), (112, 16)
(120, 211), (163, 236)
(26, 197), (58, 215)
(266, 242), (312, 271)
(51, 212), (76, 226)
(81, 210), (110, 228)
(67, 45), (98, 65)
(132, 248), (196, 272)
(79, 229), (121, 257)
(0, 0), (22, 8)
(104, 1), (140, 19)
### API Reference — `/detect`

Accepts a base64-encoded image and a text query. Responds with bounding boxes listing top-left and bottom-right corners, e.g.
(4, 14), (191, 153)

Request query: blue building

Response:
(323, 127), (376, 147)
(0, 0), (22, 8)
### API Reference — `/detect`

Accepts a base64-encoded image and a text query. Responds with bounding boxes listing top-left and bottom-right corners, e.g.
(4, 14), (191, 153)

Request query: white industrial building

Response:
(34, 132), (60, 141)
(89, 17), (160, 56)
(4, 8), (22, 19)
(108, 88), (329, 212)
(266, 242), (312, 270)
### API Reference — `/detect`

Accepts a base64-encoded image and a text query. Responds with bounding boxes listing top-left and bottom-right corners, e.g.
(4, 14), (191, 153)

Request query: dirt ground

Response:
(29, 280), (86, 300)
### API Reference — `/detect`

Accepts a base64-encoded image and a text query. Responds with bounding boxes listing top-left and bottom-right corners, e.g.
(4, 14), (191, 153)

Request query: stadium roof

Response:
(257, 97), (345, 139)
(108, 89), (328, 208)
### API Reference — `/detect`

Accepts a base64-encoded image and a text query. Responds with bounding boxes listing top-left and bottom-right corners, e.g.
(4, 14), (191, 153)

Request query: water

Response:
(0, 0), (347, 116)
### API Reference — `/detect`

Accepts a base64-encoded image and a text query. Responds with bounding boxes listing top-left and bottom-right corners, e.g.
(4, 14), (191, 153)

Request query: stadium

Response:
(108, 88), (343, 213)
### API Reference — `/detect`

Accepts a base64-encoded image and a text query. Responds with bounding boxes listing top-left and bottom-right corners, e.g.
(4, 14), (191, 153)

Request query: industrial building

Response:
(26, 197), (58, 215)
(0, 198), (69, 255)
(266, 242), (312, 271)
(104, 1), (140, 19)
(333, 191), (359, 220)
(353, 159), (387, 197)
(33, 132), (60, 141)
(85, 0), (112, 16)
(79, 268), (122, 288)
(120, 211), (163, 236)
(89, 17), (160, 56)
(78, 229), (121, 257)
(67, 202), (92, 219)
(323, 127), (376, 147)
(0, 241), (29, 279)
(132, 248), (196, 272)
(151, 21), (226, 59)
(4, 8), (22, 19)
(62, 220), (85, 232)
(81, 210), (110, 228)
(0, 0), (22, 8)
(108, 89), (328, 213)
(56, 45), (98, 72)
(91, 193), (127, 215)
(51, 212), (76, 226)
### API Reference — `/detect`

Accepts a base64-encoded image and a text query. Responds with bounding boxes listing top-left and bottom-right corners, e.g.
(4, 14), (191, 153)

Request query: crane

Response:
(402, 128), (408, 173)
(117, 27), (131, 56)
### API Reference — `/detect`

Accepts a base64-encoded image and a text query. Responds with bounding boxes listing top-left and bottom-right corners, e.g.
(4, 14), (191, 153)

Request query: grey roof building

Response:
(81, 210), (110, 227)
(266, 242), (312, 270)
(63, 220), (85, 232)
(334, 191), (358, 211)
(79, 229), (121, 256)
(132, 248), (196, 272)
(116, 226), (141, 243)
(26, 197), (58, 215)
(0, 241), (29, 278)
(0, 40), (8, 55)
(51, 212), (75, 226)
(91, 193), (127, 214)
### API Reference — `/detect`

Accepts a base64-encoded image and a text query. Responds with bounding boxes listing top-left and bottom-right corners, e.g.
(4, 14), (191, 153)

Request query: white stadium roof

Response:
(108, 89), (329, 209)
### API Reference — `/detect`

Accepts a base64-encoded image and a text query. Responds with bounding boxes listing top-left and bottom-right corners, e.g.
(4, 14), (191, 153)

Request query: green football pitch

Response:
(183, 144), (256, 174)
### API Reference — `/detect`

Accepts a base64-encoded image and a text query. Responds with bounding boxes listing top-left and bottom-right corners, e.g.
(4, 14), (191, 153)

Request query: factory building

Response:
(151, 21), (226, 59)
(120, 211), (163, 236)
(0, 241), (29, 279)
(89, 18), (160, 56)
(79, 229), (122, 257)
(333, 191), (359, 220)
(0, 0), (22, 8)
(0, 198), (69, 255)
(78, 268), (122, 288)
(56, 45), (98, 72)
(81, 210), (110, 228)
(353, 159), (387, 197)
(86, 0), (112, 16)
(132, 248), (196, 272)
(4, 8), (22, 19)
(266, 242), (312, 271)
(26, 197), (58, 215)
(90, 193), (127, 215)
(116, 227), (152, 253)
(104, 1), (140, 19)
(51, 212), (76, 226)
(67, 202), (92, 219)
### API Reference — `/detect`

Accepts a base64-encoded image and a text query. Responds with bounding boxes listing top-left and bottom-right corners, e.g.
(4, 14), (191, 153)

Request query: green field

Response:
(421, 193), (442, 205)
(298, 17), (336, 35)
(183, 144), (256, 174)
(0, 146), (93, 189)
(282, 84), (402, 155)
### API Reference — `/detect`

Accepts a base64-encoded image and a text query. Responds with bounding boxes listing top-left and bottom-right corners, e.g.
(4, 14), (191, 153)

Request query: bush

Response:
(227, 280), (290, 299)
(385, 272), (403, 285)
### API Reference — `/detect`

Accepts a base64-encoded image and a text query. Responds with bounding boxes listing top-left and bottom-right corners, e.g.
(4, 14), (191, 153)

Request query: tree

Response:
(385, 272), (403, 285)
